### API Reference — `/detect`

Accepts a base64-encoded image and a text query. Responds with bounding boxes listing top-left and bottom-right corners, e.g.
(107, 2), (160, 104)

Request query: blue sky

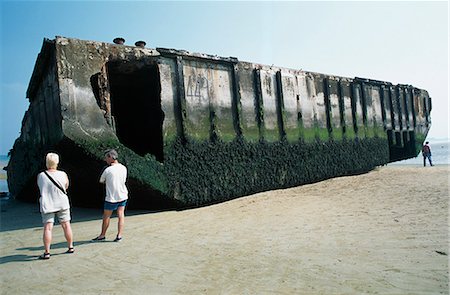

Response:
(1, 1), (448, 155)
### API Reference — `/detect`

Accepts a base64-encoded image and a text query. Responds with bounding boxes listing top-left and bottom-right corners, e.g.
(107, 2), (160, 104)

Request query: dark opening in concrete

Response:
(107, 61), (164, 161)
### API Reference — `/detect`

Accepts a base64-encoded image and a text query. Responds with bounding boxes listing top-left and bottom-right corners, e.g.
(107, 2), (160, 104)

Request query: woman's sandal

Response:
(66, 247), (75, 254)
(39, 252), (50, 260)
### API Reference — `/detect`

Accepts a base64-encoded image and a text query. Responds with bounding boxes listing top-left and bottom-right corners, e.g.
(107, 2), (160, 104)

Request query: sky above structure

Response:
(0, 0), (448, 155)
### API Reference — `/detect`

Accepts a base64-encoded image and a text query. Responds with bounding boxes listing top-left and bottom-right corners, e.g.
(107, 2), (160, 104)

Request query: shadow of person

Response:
(0, 254), (39, 264)
(2, 240), (101, 264)
(16, 239), (95, 252)
(0, 251), (76, 263)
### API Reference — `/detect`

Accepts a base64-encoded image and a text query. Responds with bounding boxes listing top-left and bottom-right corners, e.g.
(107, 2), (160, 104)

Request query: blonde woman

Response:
(37, 152), (74, 259)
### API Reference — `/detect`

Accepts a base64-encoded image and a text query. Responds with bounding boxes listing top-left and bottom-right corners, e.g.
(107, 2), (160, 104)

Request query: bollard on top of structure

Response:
(135, 40), (146, 48)
(113, 37), (125, 45)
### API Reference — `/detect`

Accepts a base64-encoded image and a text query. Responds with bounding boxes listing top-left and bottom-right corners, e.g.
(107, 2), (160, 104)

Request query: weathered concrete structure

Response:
(7, 37), (432, 209)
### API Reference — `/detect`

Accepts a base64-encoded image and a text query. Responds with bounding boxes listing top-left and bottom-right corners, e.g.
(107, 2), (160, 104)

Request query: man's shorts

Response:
(41, 208), (71, 224)
(104, 199), (127, 211)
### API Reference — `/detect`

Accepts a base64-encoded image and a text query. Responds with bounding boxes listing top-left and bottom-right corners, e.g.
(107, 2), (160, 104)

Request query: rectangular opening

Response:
(107, 61), (164, 162)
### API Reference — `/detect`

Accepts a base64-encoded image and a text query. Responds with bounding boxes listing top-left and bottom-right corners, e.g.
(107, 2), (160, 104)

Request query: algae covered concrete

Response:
(7, 36), (432, 209)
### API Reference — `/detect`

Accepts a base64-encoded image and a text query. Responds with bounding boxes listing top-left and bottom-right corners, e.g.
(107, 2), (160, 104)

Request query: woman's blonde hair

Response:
(46, 153), (60, 169)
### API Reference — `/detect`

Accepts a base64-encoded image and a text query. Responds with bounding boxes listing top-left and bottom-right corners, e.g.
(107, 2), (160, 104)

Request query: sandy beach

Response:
(0, 165), (448, 294)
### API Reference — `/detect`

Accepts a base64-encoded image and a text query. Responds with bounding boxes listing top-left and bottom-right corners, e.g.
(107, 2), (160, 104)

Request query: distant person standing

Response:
(422, 141), (434, 167)
(92, 149), (128, 242)
(37, 152), (74, 259)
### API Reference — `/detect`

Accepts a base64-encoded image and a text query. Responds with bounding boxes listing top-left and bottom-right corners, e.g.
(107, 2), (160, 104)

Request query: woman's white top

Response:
(37, 170), (70, 213)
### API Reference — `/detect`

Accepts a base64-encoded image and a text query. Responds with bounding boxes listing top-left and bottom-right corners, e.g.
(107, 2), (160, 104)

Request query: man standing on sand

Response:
(92, 149), (128, 242)
(422, 141), (434, 167)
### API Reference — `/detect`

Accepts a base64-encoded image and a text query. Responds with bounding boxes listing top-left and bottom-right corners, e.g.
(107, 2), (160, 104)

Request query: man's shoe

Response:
(92, 236), (106, 242)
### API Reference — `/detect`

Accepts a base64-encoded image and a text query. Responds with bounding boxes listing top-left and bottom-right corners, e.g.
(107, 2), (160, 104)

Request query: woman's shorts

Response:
(41, 208), (71, 224)
(104, 200), (127, 211)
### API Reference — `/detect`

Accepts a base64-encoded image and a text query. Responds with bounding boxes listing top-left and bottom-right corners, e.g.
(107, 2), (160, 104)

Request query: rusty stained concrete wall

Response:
(236, 62), (260, 142)
(17, 36), (432, 155)
(176, 58), (381, 145)
(158, 58), (178, 143)
(46, 37), (408, 149)
(414, 88), (431, 137)
(54, 37), (161, 143)
(182, 60), (234, 141)
(7, 48), (63, 196)
(281, 71), (302, 142)
(168, 57), (401, 144)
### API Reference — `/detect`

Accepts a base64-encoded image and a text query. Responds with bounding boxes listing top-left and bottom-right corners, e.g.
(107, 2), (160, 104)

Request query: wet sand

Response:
(0, 165), (448, 294)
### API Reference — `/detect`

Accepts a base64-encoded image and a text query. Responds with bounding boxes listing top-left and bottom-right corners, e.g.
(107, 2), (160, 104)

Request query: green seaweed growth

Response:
(164, 136), (389, 207)
(7, 139), (47, 197)
(75, 138), (167, 194)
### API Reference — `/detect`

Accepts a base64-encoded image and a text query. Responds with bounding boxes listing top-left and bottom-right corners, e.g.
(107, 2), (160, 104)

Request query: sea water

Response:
(391, 140), (450, 166)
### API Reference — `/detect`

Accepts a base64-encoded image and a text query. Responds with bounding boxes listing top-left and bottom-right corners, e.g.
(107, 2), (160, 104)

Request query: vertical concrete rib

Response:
(379, 85), (387, 131)
(275, 71), (286, 141)
(350, 81), (358, 137)
(360, 81), (368, 127)
(323, 77), (332, 139)
(337, 80), (346, 138)
(253, 69), (264, 141)
(394, 86), (403, 130)
(423, 95), (430, 127)
(175, 56), (187, 141)
(402, 87), (410, 130)
(231, 64), (243, 138)
(388, 86), (396, 131)
(409, 87), (417, 128)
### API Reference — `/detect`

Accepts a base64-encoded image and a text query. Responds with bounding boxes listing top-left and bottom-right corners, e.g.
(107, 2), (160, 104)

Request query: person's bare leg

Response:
(116, 206), (125, 238)
(43, 222), (53, 254)
(61, 221), (74, 249)
(99, 210), (113, 238)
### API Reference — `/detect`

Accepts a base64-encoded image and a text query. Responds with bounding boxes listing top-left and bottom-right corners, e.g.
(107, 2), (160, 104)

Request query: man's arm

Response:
(99, 168), (107, 184)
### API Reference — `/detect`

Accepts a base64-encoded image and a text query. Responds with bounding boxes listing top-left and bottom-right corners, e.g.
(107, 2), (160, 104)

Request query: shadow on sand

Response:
(0, 199), (165, 232)
(0, 240), (95, 264)
(0, 199), (164, 264)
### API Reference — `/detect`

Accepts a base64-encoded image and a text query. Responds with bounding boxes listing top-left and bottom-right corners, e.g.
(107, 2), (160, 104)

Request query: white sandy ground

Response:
(0, 165), (449, 294)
